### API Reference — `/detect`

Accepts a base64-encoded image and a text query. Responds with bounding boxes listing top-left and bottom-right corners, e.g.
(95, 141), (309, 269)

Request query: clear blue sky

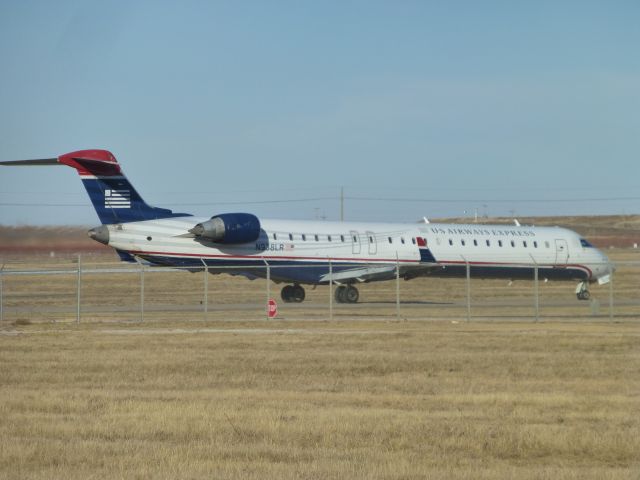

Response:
(1, 0), (639, 225)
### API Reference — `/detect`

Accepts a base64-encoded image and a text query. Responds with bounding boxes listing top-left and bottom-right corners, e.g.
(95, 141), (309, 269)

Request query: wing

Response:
(319, 265), (397, 284)
(318, 263), (442, 284)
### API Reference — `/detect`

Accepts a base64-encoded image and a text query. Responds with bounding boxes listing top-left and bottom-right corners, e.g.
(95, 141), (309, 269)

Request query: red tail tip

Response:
(58, 149), (121, 176)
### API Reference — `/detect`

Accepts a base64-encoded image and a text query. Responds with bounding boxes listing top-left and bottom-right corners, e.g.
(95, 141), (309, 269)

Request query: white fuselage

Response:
(103, 216), (610, 284)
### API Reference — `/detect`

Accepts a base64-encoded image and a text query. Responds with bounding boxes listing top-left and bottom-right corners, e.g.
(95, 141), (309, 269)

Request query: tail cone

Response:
(88, 225), (109, 245)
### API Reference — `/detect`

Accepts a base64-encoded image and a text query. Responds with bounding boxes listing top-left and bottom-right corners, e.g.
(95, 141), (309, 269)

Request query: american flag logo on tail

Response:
(104, 189), (131, 208)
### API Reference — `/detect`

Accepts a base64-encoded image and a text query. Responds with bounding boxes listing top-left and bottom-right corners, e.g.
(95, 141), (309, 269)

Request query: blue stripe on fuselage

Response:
(133, 254), (590, 284)
(419, 248), (437, 263)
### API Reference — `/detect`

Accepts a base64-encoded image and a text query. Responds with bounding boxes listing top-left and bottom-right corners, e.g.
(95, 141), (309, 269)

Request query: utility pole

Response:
(340, 186), (344, 222)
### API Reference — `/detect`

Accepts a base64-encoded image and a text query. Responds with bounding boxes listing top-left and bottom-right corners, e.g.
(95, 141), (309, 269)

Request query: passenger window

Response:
(340, 235), (345, 242)
(486, 239), (490, 247)
(473, 239), (478, 246)
(353, 236), (358, 242)
(302, 234), (306, 241)
(328, 235), (332, 242)
(498, 240), (503, 247)
(315, 235), (319, 241)
(461, 240), (465, 246)
(449, 239), (453, 246)
(273, 233), (277, 240)
(533, 241), (537, 248)
(369, 236), (373, 243)
(289, 233), (293, 241)
(411, 238), (416, 245)
(388, 237), (393, 244)
(510, 240), (515, 247)
(523, 241), (527, 247)
(401, 237), (405, 244)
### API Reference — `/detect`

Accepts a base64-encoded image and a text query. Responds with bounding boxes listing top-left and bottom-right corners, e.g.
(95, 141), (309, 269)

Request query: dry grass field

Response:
(0, 320), (638, 479)
(1, 219), (638, 478)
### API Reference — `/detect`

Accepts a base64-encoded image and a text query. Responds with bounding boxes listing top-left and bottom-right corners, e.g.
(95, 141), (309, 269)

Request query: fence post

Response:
(608, 263), (614, 322)
(396, 253), (400, 321)
(76, 254), (81, 324)
(263, 258), (270, 320)
(0, 262), (4, 323)
(201, 259), (208, 320)
(530, 254), (539, 322)
(462, 256), (471, 322)
(136, 259), (145, 323)
(329, 258), (333, 321)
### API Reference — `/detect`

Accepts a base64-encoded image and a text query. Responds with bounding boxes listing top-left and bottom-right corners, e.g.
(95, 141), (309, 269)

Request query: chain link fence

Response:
(1, 253), (639, 324)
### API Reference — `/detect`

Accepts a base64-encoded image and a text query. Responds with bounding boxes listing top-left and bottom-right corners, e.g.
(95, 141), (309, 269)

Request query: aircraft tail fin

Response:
(1, 149), (191, 224)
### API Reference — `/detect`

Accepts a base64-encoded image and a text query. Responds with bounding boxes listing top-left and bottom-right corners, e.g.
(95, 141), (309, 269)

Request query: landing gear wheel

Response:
(281, 285), (294, 303)
(344, 285), (359, 303)
(335, 286), (347, 303)
(335, 285), (359, 303)
(281, 284), (305, 303)
(577, 290), (591, 301)
(291, 284), (306, 303)
(575, 281), (591, 301)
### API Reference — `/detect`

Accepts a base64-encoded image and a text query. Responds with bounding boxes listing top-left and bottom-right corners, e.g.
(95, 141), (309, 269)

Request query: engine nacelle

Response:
(189, 213), (261, 244)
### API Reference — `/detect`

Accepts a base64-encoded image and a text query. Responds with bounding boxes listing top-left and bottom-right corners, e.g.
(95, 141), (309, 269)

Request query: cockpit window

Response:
(580, 238), (594, 248)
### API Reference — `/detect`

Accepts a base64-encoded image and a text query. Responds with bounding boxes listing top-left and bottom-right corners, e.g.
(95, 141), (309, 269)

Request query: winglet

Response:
(58, 149), (123, 177)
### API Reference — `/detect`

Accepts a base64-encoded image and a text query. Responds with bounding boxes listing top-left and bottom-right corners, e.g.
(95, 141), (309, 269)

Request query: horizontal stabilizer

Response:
(115, 249), (137, 263)
(0, 158), (59, 166)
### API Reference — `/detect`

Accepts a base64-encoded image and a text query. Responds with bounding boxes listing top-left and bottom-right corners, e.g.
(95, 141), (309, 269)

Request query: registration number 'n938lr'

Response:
(256, 243), (285, 251)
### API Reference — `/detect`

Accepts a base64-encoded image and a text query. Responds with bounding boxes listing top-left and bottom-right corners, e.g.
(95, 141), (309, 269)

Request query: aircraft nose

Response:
(600, 252), (614, 271)
(88, 225), (109, 245)
(595, 250), (615, 277)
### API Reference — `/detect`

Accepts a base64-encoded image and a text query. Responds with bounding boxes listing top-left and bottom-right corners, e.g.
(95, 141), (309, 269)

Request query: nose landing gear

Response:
(576, 281), (591, 301)
(281, 284), (306, 303)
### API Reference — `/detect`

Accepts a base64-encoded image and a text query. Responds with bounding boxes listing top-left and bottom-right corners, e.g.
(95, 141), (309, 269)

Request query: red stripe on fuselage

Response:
(127, 249), (420, 263)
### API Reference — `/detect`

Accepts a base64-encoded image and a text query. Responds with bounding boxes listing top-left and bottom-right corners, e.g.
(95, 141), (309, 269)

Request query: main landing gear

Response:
(280, 284), (360, 304)
(576, 281), (591, 301)
(335, 285), (359, 304)
(281, 284), (305, 303)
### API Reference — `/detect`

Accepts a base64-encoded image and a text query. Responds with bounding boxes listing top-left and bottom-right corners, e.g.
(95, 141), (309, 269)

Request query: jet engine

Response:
(189, 213), (261, 244)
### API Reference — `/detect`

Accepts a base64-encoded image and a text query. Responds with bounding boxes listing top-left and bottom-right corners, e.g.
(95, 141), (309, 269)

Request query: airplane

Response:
(1, 149), (612, 303)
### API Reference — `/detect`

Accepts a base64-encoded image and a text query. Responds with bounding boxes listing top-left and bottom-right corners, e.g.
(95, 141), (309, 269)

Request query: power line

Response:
(3, 185), (639, 196)
(2, 195), (639, 208)
(0, 197), (336, 207)
(344, 196), (640, 204)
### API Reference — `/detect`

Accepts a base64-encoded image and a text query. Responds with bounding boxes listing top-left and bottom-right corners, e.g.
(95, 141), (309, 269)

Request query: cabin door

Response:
(350, 230), (361, 255)
(554, 239), (569, 265)
(366, 231), (377, 255)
